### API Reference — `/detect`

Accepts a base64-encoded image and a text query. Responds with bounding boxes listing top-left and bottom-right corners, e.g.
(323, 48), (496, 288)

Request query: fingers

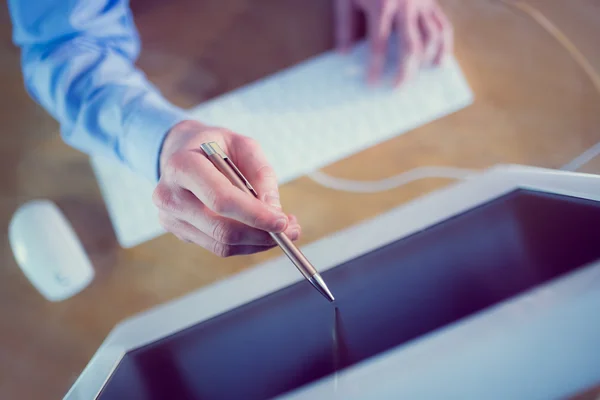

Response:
(161, 216), (276, 257)
(394, 1), (421, 87)
(153, 184), (271, 246)
(154, 182), (301, 246)
(334, 0), (355, 53)
(155, 125), (305, 258)
(158, 211), (301, 258)
(229, 136), (281, 209)
(367, 4), (395, 84)
(356, 0), (452, 88)
(431, 4), (453, 65)
(418, 11), (439, 66)
(162, 150), (289, 233)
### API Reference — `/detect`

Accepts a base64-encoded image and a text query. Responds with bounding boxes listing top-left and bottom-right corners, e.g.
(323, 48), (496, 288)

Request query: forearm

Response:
(22, 39), (188, 181)
(8, 0), (189, 182)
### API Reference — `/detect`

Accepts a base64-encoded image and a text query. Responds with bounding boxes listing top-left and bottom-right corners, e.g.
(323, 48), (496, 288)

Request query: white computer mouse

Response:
(8, 199), (94, 302)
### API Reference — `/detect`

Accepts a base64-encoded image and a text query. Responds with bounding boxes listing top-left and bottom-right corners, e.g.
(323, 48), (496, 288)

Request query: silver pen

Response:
(200, 142), (335, 303)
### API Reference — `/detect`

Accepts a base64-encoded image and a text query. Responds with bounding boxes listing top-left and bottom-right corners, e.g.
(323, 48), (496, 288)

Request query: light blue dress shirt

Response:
(7, 0), (189, 182)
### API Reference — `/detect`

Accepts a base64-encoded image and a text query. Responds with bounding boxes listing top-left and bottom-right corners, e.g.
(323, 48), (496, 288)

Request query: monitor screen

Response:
(98, 189), (600, 400)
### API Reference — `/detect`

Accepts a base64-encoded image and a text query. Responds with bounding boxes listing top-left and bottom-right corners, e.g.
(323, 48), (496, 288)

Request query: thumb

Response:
(231, 137), (282, 209)
(252, 165), (282, 210)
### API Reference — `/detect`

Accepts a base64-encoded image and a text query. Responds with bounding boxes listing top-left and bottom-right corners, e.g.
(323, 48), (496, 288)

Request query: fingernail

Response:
(289, 229), (300, 240)
(274, 218), (287, 232)
(264, 191), (281, 209)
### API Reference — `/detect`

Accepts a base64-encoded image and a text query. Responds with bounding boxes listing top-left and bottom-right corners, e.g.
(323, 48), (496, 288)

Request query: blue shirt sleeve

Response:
(7, 0), (190, 182)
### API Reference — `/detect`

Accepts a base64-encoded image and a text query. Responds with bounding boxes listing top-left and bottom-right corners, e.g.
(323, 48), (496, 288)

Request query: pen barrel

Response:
(206, 154), (255, 196)
(205, 152), (318, 279)
(269, 231), (318, 279)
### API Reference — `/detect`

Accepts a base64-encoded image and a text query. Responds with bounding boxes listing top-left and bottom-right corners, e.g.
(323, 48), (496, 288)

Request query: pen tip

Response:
(324, 291), (335, 303)
(310, 274), (335, 303)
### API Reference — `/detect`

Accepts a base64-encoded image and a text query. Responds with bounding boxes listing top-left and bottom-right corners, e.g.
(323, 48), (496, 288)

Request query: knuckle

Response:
(153, 185), (179, 212)
(211, 242), (234, 258)
(212, 221), (241, 245)
(252, 212), (281, 233)
(158, 213), (183, 235)
(164, 152), (189, 176)
(252, 214), (264, 230)
(151, 185), (165, 207)
(255, 164), (277, 182)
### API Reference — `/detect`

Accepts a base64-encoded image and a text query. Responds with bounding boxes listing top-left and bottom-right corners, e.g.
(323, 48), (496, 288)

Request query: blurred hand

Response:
(153, 120), (300, 257)
(335, 0), (453, 86)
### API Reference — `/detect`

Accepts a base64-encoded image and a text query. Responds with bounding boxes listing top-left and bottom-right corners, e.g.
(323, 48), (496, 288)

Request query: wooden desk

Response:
(1, 1), (599, 398)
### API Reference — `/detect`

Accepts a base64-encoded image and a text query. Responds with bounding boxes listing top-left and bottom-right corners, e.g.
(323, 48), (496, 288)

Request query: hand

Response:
(153, 120), (301, 257)
(334, 0), (453, 86)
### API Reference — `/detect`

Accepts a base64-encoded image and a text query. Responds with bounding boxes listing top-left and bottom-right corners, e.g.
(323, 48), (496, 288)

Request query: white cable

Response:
(307, 140), (600, 193)
(307, 166), (477, 193)
(560, 141), (600, 172)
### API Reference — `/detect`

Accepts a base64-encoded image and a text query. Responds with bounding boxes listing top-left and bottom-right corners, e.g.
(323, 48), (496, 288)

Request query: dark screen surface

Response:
(98, 189), (600, 400)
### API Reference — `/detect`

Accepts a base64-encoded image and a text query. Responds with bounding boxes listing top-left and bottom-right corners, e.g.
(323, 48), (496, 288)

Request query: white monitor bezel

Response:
(65, 164), (600, 400)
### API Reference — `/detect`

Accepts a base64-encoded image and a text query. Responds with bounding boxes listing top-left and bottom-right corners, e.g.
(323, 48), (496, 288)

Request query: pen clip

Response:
(224, 157), (259, 198)
(200, 142), (259, 198)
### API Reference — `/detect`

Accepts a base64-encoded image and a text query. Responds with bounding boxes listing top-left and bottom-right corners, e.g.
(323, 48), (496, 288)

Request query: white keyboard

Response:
(90, 40), (474, 248)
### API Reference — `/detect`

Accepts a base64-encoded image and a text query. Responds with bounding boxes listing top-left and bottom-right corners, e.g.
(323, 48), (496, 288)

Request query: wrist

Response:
(159, 120), (207, 177)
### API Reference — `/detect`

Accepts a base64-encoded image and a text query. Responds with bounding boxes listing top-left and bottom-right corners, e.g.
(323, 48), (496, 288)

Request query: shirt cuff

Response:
(122, 92), (189, 183)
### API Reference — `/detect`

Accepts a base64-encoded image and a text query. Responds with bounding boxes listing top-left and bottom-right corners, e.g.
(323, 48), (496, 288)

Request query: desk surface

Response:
(1, 0), (599, 398)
